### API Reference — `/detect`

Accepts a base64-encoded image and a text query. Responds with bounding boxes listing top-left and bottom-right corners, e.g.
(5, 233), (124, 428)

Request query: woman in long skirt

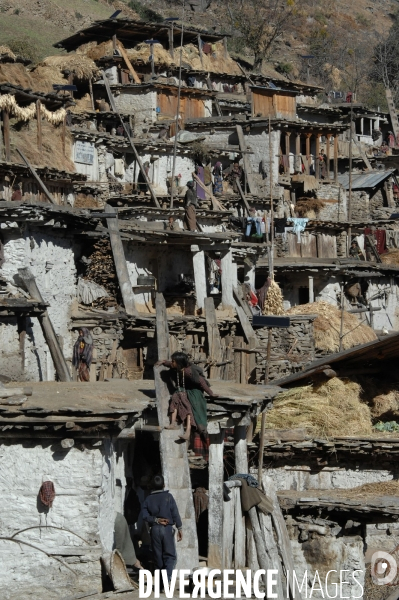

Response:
(158, 352), (216, 440)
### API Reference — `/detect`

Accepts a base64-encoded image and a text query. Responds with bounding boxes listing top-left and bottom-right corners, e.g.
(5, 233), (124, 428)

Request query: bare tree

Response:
(227, 0), (297, 70)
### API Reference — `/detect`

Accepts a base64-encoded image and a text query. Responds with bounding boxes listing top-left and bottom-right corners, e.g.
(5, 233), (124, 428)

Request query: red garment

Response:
(39, 481), (56, 508)
(364, 228), (388, 254)
(192, 432), (209, 461)
(11, 191), (22, 201)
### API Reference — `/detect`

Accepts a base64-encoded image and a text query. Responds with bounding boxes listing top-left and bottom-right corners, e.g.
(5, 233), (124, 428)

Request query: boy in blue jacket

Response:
(142, 475), (183, 580)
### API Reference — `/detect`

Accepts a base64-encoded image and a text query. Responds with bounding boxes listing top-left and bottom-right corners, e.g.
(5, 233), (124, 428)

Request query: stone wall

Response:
(254, 315), (315, 382)
(0, 439), (121, 600)
(1, 228), (79, 381)
(316, 183), (347, 221)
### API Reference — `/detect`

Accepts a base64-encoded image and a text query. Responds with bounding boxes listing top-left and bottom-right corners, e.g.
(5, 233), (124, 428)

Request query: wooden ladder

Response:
(154, 293), (199, 571)
(385, 88), (399, 143)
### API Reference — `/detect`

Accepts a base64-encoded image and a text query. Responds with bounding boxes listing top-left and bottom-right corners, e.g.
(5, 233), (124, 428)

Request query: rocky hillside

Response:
(0, 0), (397, 107)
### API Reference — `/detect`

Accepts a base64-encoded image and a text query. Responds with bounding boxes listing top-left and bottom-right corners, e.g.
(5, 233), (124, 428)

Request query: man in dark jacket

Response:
(142, 475), (182, 580)
(184, 181), (198, 231)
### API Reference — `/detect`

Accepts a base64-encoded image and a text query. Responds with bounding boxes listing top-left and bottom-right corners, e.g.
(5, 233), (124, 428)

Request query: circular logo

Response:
(371, 551), (398, 586)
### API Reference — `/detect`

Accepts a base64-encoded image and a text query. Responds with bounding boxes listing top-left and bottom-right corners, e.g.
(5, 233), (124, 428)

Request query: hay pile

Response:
(40, 54), (98, 80)
(0, 62), (66, 93)
(82, 40), (114, 61)
(287, 301), (377, 353)
(265, 377), (373, 437)
(295, 198), (325, 217)
(10, 119), (74, 172)
(263, 279), (284, 315)
(334, 481), (399, 498)
(381, 249), (399, 267)
(0, 45), (16, 59)
(127, 42), (174, 67)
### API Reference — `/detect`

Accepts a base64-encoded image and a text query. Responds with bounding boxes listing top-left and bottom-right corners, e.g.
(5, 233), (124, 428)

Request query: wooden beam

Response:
(315, 133), (320, 181)
(105, 204), (137, 316)
(236, 125), (257, 194)
(155, 292), (170, 362)
(16, 149), (57, 204)
(117, 42), (141, 84)
(208, 430), (224, 568)
(305, 133), (311, 175)
(285, 131), (291, 175)
(204, 297), (223, 379)
(2, 109), (10, 162)
(61, 115), (66, 156)
(326, 133), (331, 181)
(235, 178), (251, 216)
(168, 23), (174, 59)
(36, 100), (42, 153)
(17, 268), (72, 382)
(101, 70), (160, 208)
(334, 134), (338, 182)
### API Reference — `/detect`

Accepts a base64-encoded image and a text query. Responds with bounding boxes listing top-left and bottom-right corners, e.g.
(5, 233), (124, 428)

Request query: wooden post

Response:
(248, 506), (272, 589)
(305, 133), (311, 175)
(112, 34), (117, 53)
(234, 487), (246, 569)
(222, 489), (234, 569)
(223, 37), (228, 58)
(2, 109), (10, 162)
(234, 425), (248, 473)
(334, 134), (339, 182)
(89, 78), (95, 110)
(326, 133), (331, 180)
(204, 297), (223, 379)
(208, 430), (225, 568)
(260, 512), (285, 598)
(168, 23), (174, 59)
(315, 132), (320, 180)
(61, 115), (66, 156)
(17, 268), (72, 382)
(36, 100), (42, 153)
(236, 125), (257, 194)
(258, 327), (272, 481)
(197, 35), (204, 67)
(295, 132), (301, 172)
(192, 248), (207, 311)
(155, 292), (170, 362)
(285, 131), (291, 174)
(117, 42), (141, 84)
(16, 149), (56, 204)
(105, 204), (137, 316)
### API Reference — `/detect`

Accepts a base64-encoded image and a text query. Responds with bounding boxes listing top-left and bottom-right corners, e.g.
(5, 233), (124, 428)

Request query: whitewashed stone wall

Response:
(124, 152), (195, 194)
(1, 229), (79, 381)
(316, 183), (348, 221)
(115, 89), (157, 131)
(0, 440), (121, 600)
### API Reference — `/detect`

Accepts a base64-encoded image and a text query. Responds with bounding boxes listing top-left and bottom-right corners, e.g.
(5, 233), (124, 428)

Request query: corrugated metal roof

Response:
(338, 169), (396, 189)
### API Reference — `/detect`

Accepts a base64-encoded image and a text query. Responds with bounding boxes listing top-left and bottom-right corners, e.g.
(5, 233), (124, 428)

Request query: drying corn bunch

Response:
(41, 105), (67, 125)
(263, 279), (284, 315)
(0, 94), (36, 121)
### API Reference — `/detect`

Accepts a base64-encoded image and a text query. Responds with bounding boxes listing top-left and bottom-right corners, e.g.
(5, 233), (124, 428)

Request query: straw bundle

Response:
(381, 249), (399, 267)
(287, 301), (377, 353)
(41, 54), (98, 80)
(335, 481), (399, 498)
(41, 105), (67, 125)
(127, 42), (174, 67)
(0, 95), (36, 121)
(263, 279), (284, 315)
(265, 377), (373, 437)
(0, 63), (34, 89)
(84, 40), (114, 61)
(295, 198), (325, 217)
(0, 46), (16, 59)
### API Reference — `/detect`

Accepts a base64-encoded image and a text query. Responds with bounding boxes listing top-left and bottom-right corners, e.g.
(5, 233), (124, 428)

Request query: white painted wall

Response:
(115, 89), (157, 131)
(0, 440), (121, 599)
(1, 229), (79, 381)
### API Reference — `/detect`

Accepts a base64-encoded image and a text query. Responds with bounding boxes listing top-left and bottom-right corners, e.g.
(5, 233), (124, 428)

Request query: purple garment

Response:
(196, 166), (206, 200)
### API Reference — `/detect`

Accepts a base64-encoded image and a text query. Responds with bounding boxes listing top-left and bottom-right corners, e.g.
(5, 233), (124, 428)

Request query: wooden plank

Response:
(101, 70), (160, 208)
(117, 42), (141, 84)
(155, 292), (170, 363)
(233, 285), (253, 319)
(301, 233), (317, 258)
(233, 336), (242, 384)
(208, 431), (224, 568)
(263, 474), (304, 600)
(222, 491), (234, 569)
(192, 173), (223, 211)
(260, 512), (285, 598)
(235, 178), (251, 216)
(204, 297), (223, 379)
(17, 268), (72, 382)
(317, 234), (337, 259)
(0, 387), (32, 399)
(36, 100), (42, 153)
(236, 125), (257, 194)
(16, 149), (57, 204)
(107, 340), (118, 379)
(287, 232), (301, 257)
(2, 109), (10, 162)
(105, 204), (136, 316)
(248, 506), (271, 588)
(233, 487), (246, 569)
(235, 305), (257, 347)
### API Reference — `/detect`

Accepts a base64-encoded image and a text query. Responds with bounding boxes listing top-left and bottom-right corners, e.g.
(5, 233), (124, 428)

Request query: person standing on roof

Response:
(184, 181), (198, 232)
(142, 475), (182, 582)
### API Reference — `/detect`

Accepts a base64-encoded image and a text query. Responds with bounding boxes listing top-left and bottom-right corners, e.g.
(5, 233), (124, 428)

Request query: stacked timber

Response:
(84, 239), (119, 309)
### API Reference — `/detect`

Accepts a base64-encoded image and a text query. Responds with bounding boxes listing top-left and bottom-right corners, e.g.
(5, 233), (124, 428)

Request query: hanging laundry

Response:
(287, 217), (309, 242)
(274, 217), (287, 234)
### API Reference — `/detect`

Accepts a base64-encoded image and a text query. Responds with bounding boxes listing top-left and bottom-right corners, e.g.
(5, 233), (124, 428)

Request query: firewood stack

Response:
(84, 239), (119, 309)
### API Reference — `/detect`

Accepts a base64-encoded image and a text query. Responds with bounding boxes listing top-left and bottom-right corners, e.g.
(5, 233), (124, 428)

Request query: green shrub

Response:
(7, 38), (41, 63)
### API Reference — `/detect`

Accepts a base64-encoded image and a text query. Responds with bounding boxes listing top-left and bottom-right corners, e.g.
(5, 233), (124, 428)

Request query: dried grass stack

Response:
(40, 54), (99, 80)
(288, 301), (377, 353)
(85, 239), (118, 310)
(265, 377), (373, 437)
(381, 249), (399, 267)
(295, 198), (325, 217)
(0, 45), (16, 59)
(263, 279), (284, 315)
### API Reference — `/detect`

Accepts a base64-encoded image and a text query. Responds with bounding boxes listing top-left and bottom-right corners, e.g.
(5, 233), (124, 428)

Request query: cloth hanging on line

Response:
(287, 217), (309, 242)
